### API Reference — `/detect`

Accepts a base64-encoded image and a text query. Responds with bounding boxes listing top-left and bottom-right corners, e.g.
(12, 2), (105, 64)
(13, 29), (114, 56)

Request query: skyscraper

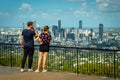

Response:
(22, 22), (25, 30)
(58, 20), (61, 31)
(33, 21), (36, 28)
(79, 20), (82, 29)
(33, 21), (40, 33)
(90, 28), (93, 40)
(99, 24), (104, 40)
(52, 25), (58, 37)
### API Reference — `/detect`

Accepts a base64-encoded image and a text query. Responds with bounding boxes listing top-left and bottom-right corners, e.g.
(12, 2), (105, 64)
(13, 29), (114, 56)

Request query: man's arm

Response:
(31, 26), (38, 36)
(21, 35), (24, 49)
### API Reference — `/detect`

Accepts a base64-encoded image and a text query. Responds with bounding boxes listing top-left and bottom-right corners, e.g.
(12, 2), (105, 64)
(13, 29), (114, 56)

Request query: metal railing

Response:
(0, 43), (120, 79)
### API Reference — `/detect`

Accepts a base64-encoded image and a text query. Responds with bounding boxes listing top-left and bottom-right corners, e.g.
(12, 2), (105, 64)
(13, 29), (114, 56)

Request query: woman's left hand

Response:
(40, 41), (43, 45)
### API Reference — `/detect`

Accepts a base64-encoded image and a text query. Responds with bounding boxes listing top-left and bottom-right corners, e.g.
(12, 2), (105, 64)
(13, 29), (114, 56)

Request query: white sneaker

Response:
(21, 69), (25, 72)
(42, 70), (47, 72)
(28, 69), (33, 72)
(35, 70), (39, 72)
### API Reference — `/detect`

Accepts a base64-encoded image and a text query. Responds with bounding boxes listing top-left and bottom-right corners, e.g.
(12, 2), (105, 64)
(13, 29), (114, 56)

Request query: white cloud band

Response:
(19, 3), (32, 11)
(96, 0), (120, 12)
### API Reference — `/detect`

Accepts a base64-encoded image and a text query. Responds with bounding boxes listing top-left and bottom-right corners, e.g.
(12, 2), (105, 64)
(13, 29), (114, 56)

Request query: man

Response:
(21, 21), (38, 72)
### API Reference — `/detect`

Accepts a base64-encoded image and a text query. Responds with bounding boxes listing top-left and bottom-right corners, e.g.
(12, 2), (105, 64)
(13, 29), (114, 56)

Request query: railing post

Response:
(10, 44), (13, 68)
(114, 50), (116, 79)
(77, 48), (78, 75)
(10, 51), (12, 68)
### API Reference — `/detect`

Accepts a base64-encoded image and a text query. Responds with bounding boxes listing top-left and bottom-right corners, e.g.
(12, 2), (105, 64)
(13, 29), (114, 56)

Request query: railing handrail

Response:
(0, 43), (120, 51)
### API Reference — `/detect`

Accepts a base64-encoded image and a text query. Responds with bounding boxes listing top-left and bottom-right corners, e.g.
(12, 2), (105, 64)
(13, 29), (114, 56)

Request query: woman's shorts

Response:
(39, 44), (49, 52)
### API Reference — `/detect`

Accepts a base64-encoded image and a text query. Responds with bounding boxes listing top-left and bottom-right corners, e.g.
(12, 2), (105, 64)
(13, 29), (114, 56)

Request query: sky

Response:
(0, 0), (120, 29)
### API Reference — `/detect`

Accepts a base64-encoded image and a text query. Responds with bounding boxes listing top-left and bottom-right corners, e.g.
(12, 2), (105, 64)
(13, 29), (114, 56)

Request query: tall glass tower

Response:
(52, 25), (58, 37)
(58, 20), (61, 31)
(99, 24), (104, 40)
(90, 28), (93, 40)
(79, 20), (82, 29)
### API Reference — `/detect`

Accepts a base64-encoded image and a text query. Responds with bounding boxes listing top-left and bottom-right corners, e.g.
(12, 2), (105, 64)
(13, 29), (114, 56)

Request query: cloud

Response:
(52, 9), (63, 13)
(74, 2), (87, 14)
(18, 13), (37, 20)
(41, 13), (49, 16)
(66, 0), (86, 2)
(96, 0), (120, 12)
(49, 9), (64, 15)
(0, 12), (9, 16)
(19, 3), (32, 11)
(40, 13), (52, 20)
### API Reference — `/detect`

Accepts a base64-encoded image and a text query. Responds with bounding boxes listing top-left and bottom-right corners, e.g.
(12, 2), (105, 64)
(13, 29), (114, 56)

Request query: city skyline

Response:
(0, 0), (120, 28)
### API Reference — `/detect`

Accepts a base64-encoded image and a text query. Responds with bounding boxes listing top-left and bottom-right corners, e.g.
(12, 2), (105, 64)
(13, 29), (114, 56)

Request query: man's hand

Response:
(31, 26), (35, 30)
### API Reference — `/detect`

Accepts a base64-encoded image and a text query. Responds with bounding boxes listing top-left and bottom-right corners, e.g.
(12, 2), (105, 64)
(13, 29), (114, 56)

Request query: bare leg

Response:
(42, 52), (48, 70)
(37, 52), (43, 70)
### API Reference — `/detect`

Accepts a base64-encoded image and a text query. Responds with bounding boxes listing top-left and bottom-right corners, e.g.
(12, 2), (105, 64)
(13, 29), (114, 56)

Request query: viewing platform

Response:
(0, 66), (116, 80)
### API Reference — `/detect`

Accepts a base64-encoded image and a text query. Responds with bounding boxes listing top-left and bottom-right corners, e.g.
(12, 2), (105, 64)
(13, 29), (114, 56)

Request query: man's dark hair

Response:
(27, 21), (33, 27)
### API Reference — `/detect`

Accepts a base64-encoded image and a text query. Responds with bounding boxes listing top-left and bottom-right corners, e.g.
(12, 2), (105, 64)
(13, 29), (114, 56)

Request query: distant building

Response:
(79, 20), (82, 29)
(67, 33), (75, 41)
(33, 21), (36, 27)
(22, 22), (25, 30)
(52, 25), (58, 37)
(33, 21), (41, 33)
(90, 28), (93, 40)
(99, 24), (104, 40)
(79, 33), (84, 39)
(69, 27), (75, 33)
(59, 28), (65, 39)
(58, 20), (61, 31)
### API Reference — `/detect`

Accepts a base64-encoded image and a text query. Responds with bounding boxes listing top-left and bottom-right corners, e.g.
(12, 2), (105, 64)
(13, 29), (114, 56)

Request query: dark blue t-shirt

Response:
(22, 29), (35, 48)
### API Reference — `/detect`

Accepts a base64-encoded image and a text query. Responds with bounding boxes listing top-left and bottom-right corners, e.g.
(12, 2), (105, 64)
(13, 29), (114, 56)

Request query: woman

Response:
(35, 25), (52, 72)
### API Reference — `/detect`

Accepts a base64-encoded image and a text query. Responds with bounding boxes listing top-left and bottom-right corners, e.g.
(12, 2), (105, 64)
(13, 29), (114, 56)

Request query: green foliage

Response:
(0, 55), (20, 66)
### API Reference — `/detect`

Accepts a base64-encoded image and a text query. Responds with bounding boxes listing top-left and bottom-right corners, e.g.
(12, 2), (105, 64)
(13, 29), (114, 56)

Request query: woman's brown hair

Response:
(43, 25), (49, 31)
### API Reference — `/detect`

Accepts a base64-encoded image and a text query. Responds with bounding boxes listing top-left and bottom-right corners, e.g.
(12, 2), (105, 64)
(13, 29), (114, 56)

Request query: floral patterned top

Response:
(39, 32), (52, 44)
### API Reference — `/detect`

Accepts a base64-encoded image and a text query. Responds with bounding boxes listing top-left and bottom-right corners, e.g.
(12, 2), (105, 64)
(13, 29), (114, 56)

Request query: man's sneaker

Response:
(35, 70), (39, 72)
(42, 69), (47, 72)
(20, 69), (25, 72)
(28, 69), (33, 72)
